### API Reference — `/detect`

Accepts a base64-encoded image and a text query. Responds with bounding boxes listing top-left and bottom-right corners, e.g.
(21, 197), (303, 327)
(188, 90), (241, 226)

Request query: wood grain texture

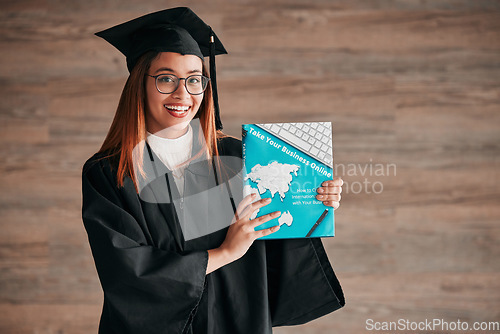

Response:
(1, 0), (499, 333)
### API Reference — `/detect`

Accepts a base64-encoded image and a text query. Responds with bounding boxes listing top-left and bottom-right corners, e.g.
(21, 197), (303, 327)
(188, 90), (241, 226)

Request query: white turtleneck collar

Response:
(146, 125), (193, 196)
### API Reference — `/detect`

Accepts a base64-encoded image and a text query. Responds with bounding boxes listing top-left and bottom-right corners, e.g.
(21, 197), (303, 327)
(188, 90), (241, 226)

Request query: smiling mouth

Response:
(164, 105), (191, 118)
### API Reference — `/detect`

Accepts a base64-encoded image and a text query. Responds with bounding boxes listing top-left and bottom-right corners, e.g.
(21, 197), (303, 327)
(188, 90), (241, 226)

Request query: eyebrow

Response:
(154, 67), (202, 75)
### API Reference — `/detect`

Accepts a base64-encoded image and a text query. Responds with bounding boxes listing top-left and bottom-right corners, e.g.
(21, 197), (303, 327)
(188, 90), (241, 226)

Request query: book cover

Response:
(242, 122), (335, 239)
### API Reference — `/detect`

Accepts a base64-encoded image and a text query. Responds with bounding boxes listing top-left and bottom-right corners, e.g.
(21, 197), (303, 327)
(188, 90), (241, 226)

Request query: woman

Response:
(82, 7), (344, 334)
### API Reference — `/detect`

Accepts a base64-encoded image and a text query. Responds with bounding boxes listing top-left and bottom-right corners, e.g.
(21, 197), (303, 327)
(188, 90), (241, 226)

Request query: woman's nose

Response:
(171, 79), (190, 98)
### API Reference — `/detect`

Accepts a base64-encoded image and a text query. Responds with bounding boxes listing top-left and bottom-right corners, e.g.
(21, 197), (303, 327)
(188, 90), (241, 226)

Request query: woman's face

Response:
(145, 52), (204, 138)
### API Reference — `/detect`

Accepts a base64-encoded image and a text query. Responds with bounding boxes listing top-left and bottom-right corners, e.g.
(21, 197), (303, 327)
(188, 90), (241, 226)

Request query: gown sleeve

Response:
(265, 235), (345, 326)
(82, 156), (208, 334)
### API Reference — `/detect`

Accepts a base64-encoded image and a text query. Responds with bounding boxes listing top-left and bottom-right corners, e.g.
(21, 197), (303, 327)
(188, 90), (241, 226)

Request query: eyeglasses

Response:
(147, 74), (210, 95)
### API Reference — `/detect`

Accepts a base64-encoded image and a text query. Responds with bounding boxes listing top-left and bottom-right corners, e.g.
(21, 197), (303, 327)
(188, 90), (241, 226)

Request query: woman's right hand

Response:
(206, 194), (280, 274)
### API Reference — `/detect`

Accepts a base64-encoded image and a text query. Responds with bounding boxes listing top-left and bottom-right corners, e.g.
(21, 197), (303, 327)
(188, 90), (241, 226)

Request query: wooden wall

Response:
(1, 0), (499, 333)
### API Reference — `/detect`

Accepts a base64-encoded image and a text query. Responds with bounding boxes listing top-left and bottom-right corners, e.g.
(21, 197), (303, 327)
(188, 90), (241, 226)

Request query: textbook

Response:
(242, 122), (335, 239)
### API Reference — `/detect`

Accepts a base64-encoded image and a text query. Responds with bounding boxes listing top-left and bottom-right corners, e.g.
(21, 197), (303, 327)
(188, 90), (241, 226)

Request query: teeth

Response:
(165, 105), (190, 112)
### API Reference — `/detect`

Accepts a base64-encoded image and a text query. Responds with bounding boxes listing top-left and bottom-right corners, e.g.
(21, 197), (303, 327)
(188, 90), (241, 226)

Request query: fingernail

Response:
(265, 198), (272, 202)
(274, 211), (281, 216)
(251, 193), (256, 198)
(273, 225), (280, 231)
(318, 187), (324, 193)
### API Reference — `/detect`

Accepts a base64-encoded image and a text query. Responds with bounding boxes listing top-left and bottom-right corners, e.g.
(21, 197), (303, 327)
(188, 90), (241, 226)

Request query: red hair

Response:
(97, 51), (223, 192)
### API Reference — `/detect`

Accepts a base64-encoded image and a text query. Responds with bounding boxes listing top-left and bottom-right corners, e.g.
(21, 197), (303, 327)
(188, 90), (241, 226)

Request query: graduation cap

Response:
(95, 7), (227, 130)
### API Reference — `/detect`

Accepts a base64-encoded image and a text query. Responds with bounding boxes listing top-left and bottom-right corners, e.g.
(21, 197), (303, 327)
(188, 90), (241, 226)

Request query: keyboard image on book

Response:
(255, 122), (333, 168)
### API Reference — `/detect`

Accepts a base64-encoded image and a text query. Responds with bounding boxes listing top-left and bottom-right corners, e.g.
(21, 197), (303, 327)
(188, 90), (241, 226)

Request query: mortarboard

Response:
(95, 7), (227, 130)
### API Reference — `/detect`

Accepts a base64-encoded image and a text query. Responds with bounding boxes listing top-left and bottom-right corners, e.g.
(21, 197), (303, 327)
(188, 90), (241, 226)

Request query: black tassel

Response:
(209, 26), (223, 130)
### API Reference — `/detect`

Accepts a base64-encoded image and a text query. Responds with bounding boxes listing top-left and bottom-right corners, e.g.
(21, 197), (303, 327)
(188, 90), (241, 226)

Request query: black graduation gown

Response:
(82, 134), (345, 334)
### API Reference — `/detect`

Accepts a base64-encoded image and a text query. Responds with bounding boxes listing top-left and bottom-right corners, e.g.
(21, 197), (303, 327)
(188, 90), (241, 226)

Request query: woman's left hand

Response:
(316, 177), (343, 210)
